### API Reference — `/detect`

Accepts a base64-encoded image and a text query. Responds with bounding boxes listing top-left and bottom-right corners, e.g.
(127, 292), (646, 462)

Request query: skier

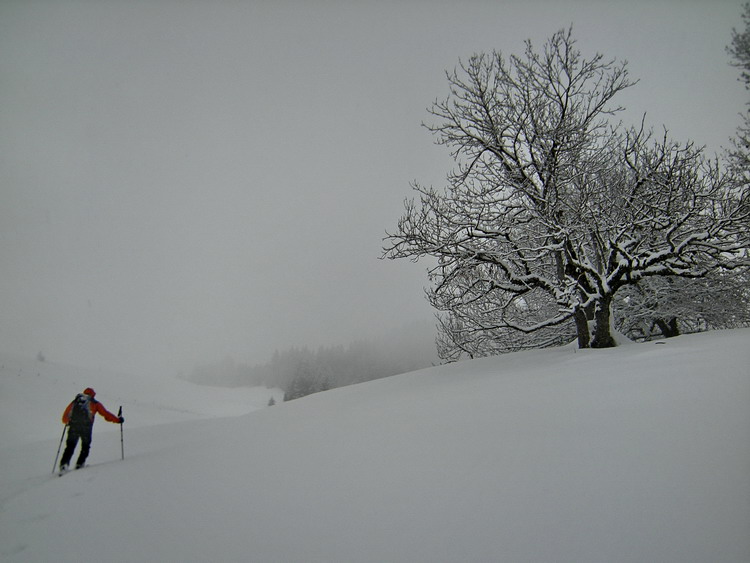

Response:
(59, 388), (123, 472)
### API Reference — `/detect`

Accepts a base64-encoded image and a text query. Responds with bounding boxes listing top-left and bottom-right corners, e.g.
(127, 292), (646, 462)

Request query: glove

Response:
(118, 416), (125, 424)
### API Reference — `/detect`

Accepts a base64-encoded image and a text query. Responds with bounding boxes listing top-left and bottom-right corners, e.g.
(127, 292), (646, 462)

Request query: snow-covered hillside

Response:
(1, 330), (749, 563)
(0, 354), (283, 448)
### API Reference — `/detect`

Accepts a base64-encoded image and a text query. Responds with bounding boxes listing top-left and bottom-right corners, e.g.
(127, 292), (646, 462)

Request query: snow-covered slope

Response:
(1, 330), (748, 563)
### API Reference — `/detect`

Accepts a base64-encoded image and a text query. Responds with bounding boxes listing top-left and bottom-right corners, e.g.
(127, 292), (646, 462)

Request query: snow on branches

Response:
(384, 28), (749, 360)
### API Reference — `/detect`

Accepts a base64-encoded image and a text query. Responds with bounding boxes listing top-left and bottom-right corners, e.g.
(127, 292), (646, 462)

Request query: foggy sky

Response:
(1, 0), (744, 376)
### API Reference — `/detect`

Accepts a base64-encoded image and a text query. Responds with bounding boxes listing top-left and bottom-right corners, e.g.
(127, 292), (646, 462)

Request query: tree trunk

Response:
(590, 295), (616, 348)
(574, 308), (591, 348)
(654, 317), (680, 338)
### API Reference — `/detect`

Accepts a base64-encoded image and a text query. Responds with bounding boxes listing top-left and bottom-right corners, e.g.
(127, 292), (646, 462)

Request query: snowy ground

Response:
(1, 330), (748, 563)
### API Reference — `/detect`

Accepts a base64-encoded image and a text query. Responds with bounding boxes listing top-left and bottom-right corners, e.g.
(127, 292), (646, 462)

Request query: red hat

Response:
(83, 387), (96, 398)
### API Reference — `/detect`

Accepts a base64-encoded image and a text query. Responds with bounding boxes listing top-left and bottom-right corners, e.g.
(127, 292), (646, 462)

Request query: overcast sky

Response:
(1, 0), (745, 376)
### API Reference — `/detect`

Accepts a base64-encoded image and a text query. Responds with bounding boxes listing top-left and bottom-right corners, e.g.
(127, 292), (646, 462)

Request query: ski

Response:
(58, 465), (85, 477)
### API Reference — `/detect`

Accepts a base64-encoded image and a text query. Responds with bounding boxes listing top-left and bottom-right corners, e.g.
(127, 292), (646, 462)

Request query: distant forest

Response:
(182, 322), (439, 401)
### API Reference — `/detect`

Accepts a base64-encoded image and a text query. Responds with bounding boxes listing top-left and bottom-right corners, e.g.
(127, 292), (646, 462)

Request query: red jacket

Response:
(62, 397), (120, 425)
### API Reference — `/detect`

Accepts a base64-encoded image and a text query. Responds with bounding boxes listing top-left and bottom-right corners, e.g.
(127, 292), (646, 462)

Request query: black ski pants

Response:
(60, 424), (93, 468)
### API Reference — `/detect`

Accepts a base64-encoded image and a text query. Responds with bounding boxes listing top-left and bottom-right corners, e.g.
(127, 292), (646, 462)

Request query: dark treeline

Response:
(183, 322), (438, 401)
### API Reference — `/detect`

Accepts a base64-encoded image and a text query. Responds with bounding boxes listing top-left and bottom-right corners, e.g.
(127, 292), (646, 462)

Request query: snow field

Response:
(1, 330), (748, 562)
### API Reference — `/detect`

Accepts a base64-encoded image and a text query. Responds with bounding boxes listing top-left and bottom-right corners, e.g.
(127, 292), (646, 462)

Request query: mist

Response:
(0, 0), (744, 378)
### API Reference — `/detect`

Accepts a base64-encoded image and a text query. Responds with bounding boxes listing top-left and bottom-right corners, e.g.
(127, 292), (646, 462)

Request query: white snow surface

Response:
(1, 330), (749, 563)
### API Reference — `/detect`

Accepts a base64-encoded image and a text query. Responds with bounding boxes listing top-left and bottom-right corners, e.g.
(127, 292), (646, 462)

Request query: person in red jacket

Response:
(59, 387), (123, 472)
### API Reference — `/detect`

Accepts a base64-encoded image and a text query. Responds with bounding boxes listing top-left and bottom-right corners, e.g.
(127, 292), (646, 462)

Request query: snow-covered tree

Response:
(613, 271), (750, 341)
(384, 28), (749, 359)
(728, 2), (750, 172)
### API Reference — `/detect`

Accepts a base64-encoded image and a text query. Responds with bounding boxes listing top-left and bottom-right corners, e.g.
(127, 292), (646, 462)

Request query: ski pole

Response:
(52, 424), (68, 474)
(118, 406), (124, 460)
